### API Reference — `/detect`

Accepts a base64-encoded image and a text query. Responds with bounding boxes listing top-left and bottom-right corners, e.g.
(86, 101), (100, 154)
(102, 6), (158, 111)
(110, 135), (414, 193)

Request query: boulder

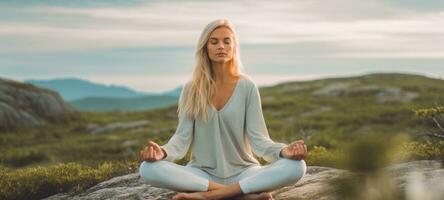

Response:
(0, 78), (77, 131)
(44, 160), (444, 200)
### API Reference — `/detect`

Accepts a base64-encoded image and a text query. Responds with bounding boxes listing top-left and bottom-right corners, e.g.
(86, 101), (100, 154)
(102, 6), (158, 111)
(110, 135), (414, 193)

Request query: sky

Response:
(1, 0), (444, 92)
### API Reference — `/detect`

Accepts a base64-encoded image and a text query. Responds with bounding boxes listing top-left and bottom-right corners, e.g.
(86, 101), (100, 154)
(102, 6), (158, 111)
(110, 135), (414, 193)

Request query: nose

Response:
(217, 41), (224, 49)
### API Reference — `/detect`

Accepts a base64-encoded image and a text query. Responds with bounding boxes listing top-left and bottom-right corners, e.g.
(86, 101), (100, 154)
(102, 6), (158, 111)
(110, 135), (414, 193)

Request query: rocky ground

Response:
(44, 160), (444, 200)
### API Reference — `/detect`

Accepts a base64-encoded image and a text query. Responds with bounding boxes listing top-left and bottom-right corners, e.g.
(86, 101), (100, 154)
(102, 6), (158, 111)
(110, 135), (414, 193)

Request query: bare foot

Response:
(172, 191), (273, 200)
(234, 192), (273, 200)
(172, 192), (208, 200)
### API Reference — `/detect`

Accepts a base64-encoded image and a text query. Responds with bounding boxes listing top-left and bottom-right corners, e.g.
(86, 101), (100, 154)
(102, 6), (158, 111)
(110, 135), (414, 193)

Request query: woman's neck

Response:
(211, 61), (237, 83)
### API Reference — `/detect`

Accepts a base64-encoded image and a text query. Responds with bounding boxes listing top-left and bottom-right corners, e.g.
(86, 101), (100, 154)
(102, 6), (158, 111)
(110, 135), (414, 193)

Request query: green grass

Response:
(0, 161), (139, 200)
(2, 73), (444, 167)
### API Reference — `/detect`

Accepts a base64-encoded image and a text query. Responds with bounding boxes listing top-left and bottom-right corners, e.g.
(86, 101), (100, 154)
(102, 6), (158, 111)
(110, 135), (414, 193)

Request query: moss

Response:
(0, 161), (138, 200)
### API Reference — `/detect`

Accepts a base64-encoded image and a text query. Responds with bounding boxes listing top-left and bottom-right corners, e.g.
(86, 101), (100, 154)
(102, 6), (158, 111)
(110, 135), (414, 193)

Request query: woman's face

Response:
(206, 27), (234, 63)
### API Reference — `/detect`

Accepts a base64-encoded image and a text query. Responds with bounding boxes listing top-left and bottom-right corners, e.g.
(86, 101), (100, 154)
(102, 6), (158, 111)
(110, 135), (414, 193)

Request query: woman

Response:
(139, 19), (308, 200)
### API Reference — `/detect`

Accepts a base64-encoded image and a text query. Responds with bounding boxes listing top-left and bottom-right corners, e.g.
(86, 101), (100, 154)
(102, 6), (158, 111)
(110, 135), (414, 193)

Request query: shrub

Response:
(0, 161), (138, 200)
(396, 140), (444, 161)
(305, 146), (346, 168)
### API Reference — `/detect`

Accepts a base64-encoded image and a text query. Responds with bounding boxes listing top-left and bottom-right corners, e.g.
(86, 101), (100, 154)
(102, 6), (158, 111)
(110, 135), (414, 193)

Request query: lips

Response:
(216, 53), (227, 57)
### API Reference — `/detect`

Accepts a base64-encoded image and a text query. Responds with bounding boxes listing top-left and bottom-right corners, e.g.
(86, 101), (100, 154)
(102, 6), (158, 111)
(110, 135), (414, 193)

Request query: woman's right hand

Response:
(140, 140), (166, 162)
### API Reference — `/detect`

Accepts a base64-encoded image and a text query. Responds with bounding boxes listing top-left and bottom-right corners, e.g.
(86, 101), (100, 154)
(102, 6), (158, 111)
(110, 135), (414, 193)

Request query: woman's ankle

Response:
(208, 181), (227, 191)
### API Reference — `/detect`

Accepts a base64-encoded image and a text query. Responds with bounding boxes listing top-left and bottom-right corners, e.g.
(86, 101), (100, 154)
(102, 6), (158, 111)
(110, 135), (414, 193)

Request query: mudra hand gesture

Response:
(140, 140), (166, 162)
(280, 140), (308, 160)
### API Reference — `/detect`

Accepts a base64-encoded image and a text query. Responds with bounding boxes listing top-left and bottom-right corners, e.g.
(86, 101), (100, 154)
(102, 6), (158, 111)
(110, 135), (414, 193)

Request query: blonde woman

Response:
(139, 19), (308, 200)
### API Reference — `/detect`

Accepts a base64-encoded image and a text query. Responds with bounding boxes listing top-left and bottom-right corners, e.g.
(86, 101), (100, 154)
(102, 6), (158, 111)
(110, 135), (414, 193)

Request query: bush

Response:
(0, 161), (138, 200)
(397, 140), (444, 161)
(305, 146), (346, 168)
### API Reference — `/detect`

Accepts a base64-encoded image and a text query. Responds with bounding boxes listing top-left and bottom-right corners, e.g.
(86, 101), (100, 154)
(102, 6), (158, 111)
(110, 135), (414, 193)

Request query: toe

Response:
(172, 193), (184, 200)
(260, 192), (272, 200)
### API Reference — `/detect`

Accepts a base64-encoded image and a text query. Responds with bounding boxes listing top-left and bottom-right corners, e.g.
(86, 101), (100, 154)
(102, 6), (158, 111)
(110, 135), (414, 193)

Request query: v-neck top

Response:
(210, 78), (241, 112)
(161, 75), (287, 178)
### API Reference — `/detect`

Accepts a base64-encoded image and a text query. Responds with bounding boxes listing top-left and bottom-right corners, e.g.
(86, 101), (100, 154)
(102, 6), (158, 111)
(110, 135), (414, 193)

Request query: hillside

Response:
(2, 72), (444, 200)
(258, 72), (444, 147)
(1, 73), (443, 168)
(0, 78), (77, 132)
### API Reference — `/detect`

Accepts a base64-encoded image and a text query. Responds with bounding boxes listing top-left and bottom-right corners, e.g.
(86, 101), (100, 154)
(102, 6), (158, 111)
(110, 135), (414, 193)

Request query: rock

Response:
(86, 123), (99, 130)
(43, 173), (177, 200)
(299, 106), (332, 118)
(312, 83), (351, 97)
(312, 83), (419, 103)
(271, 166), (349, 200)
(43, 166), (346, 200)
(376, 87), (419, 103)
(0, 78), (77, 131)
(384, 160), (444, 193)
(43, 160), (444, 200)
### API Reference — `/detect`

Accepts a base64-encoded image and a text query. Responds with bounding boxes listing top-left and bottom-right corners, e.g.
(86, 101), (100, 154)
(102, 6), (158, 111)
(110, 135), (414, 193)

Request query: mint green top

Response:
(161, 76), (287, 178)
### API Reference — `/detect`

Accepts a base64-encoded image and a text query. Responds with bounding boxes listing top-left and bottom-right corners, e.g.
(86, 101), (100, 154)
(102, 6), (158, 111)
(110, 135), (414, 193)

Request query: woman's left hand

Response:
(280, 140), (308, 160)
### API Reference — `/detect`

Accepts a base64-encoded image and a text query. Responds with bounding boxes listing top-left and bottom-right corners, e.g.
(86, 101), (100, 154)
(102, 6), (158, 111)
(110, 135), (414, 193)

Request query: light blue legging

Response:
(139, 158), (306, 194)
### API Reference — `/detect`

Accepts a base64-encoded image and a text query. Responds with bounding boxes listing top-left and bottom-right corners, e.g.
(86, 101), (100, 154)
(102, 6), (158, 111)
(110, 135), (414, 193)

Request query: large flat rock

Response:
(44, 160), (443, 200)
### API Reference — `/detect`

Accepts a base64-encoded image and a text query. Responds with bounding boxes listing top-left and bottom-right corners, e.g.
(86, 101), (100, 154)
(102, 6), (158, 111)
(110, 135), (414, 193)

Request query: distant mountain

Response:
(24, 78), (185, 112)
(25, 78), (150, 101)
(160, 86), (182, 97)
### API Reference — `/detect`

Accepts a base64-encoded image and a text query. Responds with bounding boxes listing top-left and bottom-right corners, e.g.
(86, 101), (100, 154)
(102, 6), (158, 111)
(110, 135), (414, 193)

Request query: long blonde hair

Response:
(178, 19), (244, 122)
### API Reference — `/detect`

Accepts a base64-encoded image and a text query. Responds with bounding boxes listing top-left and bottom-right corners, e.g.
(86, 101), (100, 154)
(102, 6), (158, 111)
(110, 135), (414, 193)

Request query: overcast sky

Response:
(1, 0), (443, 92)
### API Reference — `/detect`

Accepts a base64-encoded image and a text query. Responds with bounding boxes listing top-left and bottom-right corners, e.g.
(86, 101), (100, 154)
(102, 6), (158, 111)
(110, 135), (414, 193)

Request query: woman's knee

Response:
(139, 161), (168, 181)
(279, 158), (307, 182)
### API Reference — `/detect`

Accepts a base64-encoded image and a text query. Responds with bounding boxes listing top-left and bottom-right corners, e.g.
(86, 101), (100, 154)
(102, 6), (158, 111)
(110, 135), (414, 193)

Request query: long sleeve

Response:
(245, 83), (287, 163)
(160, 86), (194, 162)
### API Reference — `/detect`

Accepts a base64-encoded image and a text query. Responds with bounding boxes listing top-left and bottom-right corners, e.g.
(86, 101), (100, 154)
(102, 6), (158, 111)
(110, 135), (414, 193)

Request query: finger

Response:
(292, 145), (298, 159)
(299, 144), (305, 159)
(295, 144), (303, 159)
(153, 142), (162, 153)
(145, 148), (150, 160)
(292, 140), (304, 145)
(143, 147), (148, 160)
(293, 144), (299, 159)
(149, 146), (154, 161)
(290, 140), (304, 147)
(303, 144), (308, 158)
(284, 146), (292, 158)
(154, 144), (164, 160)
(148, 140), (154, 147)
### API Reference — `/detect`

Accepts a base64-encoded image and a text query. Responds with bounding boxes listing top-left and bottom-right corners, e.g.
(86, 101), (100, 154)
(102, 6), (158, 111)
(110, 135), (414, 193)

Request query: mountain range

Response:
(25, 78), (182, 111)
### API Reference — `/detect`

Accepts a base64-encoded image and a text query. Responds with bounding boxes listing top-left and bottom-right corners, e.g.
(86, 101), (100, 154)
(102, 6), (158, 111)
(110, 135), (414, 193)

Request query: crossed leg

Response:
(139, 161), (275, 199)
(171, 158), (307, 200)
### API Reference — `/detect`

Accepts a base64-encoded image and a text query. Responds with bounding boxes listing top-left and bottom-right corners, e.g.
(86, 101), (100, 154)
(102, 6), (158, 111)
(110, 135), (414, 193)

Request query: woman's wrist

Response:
(161, 148), (167, 159)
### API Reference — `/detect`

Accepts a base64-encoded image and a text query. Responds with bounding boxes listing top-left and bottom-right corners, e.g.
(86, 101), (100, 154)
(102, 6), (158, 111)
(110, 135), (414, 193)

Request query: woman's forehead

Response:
(209, 27), (233, 39)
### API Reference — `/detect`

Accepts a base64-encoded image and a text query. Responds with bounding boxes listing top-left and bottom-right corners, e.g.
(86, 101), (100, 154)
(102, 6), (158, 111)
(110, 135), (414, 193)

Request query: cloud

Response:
(329, 52), (444, 59)
(0, 0), (443, 54)
(1, 0), (444, 88)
